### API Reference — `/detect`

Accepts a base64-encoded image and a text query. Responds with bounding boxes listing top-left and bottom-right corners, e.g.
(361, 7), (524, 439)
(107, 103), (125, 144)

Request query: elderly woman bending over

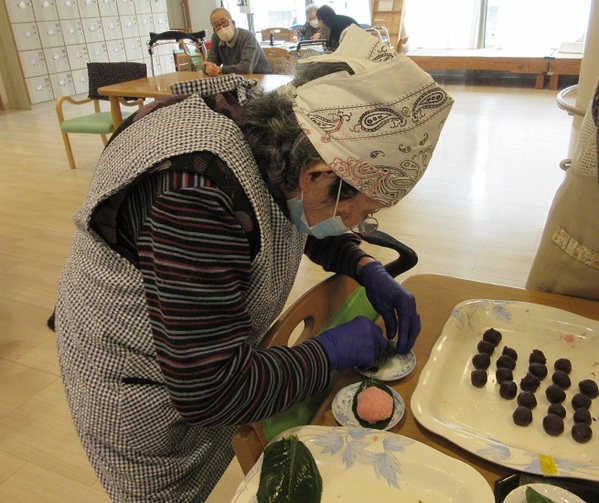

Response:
(52, 25), (453, 502)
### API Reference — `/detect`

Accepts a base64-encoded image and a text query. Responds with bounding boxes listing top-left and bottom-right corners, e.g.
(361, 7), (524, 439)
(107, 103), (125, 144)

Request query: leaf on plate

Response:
(367, 342), (395, 372)
(525, 486), (556, 503)
(351, 377), (395, 430)
(257, 434), (322, 503)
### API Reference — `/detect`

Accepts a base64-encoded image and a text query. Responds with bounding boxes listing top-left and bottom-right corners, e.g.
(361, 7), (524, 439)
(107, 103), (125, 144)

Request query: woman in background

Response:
(295, 4), (322, 41)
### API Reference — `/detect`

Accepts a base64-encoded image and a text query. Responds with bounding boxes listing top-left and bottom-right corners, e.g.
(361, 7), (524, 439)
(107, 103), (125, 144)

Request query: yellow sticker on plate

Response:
(538, 454), (558, 475)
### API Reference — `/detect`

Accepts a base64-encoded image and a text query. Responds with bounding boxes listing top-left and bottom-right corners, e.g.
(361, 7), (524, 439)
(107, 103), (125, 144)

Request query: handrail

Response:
(556, 84), (585, 117)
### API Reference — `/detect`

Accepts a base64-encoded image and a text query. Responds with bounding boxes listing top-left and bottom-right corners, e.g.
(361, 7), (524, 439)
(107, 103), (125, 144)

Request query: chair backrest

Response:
(262, 46), (292, 75)
(261, 27), (293, 42)
(87, 62), (147, 101)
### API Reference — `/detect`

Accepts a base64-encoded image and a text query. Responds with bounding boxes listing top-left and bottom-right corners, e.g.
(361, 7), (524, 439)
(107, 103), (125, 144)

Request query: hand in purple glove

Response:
(358, 261), (421, 354)
(315, 316), (388, 370)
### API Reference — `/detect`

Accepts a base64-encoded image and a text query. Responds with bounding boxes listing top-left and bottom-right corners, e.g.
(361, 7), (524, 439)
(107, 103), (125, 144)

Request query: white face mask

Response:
(217, 25), (235, 42)
(309, 19), (320, 28)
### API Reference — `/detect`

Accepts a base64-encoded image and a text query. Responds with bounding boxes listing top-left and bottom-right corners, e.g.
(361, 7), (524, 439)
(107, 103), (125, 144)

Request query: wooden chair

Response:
(261, 27), (293, 42)
(262, 46), (292, 75)
(175, 40), (206, 71)
(56, 62), (147, 169)
(148, 30), (206, 75)
(231, 230), (418, 474)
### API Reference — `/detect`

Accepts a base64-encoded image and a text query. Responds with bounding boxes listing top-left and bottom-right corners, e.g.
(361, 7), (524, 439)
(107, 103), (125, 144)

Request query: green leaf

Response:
(525, 486), (556, 503)
(257, 435), (322, 503)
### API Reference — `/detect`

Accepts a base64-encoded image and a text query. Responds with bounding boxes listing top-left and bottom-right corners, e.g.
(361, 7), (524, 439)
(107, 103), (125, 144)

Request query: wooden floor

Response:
(0, 75), (574, 502)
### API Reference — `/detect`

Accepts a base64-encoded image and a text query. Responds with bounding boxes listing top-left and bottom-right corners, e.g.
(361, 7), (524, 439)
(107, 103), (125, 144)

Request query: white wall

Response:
(187, 0), (220, 34)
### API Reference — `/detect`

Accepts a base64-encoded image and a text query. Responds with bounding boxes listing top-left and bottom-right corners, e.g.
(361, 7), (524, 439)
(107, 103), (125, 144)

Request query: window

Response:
(404, 0), (591, 50)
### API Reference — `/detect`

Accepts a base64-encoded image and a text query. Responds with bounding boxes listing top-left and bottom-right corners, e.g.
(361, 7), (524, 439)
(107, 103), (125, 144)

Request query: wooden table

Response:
(310, 274), (599, 489)
(547, 51), (583, 90)
(98, 72), (293, 128)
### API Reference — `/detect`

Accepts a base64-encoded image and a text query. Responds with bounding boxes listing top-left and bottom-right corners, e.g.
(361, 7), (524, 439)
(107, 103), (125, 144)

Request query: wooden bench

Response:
(406, 48), (581, 90)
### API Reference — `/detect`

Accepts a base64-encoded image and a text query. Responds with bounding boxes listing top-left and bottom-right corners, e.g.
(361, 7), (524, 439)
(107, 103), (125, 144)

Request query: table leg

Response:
(535, 73), (545, 90)
(109, 96), (124, 129)
(549, 73), (559, 90)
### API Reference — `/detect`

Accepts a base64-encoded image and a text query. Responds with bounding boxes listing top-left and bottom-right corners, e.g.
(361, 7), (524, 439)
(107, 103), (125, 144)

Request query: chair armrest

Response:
(118, 97), (145, 109)
(56, 95), (92, 123)
(361, 230), (418, 278)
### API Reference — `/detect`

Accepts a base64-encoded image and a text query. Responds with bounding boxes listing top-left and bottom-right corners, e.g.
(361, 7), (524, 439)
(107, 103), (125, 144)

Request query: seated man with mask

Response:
(202, 8), (271, 76)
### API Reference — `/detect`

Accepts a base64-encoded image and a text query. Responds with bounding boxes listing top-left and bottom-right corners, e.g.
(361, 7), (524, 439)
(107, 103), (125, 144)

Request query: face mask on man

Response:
(309, 19), (320, 28)
(217, 25), (235, 42)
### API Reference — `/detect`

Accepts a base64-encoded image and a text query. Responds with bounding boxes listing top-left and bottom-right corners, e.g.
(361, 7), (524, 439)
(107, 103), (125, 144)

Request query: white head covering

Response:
(290, 24), (454, 207)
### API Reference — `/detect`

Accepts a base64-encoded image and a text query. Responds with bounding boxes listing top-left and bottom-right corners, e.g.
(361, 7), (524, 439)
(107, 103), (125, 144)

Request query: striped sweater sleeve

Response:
(133, 181), (330, 427)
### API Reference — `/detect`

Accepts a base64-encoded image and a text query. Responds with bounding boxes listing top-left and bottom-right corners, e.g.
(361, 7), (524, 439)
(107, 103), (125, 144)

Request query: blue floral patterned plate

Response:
(231, 425), (495, 502)
(412, 299), (599, 482)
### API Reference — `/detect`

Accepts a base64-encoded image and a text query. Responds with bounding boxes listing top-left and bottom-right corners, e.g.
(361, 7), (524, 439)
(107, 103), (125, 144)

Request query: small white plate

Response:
(332, 381), (404, 430)
(504, 483), (586, 503)
(356, 349), (416, 381)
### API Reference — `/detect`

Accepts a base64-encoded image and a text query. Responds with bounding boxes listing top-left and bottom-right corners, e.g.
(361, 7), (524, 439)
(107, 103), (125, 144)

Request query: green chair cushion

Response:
(262, 287), (377, 441)
(60, 111), (132, 134)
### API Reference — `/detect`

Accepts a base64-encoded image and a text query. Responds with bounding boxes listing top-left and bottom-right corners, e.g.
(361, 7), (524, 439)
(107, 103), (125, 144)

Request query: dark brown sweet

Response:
(529, 349), (547, 365)
(572, 423), (593, 443)
(496, 355), (516, 370)
(482, 328), (502, 346)
(517, 391), (537, 409)
(513, 406), (533, 426)
(499, 380), (517, 399)
(573, 407), (592, 425)
(502, 346), (518, 361)
(471, 369), (487, 388)
(472, 352), (491, 370)
(543, 413), (564, 436)
(495, 368), (513, 383)
(520, 373), (541, 392)
(572, 393), (592, 410)
(528, 362), (548, 380)
(548, 403), (566, 418)
(545, 384), (566, 404)
(552, 370), (571, 389)
(579, 379), (599, 399)
(554, 358), (572, 374)
(477, 340), (495, 355)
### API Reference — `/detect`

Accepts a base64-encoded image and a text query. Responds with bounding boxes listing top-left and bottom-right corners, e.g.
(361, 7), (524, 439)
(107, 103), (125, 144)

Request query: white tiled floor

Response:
(0, 73), (576, 501)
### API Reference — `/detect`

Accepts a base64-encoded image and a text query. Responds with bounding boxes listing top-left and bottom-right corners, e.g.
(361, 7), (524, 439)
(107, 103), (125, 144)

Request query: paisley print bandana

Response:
(292, 25), (454, 207)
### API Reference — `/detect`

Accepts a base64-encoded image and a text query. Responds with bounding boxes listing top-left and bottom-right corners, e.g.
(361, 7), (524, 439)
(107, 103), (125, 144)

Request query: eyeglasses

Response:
(351, 215), (379, 235)
(212, 19), (230, 30)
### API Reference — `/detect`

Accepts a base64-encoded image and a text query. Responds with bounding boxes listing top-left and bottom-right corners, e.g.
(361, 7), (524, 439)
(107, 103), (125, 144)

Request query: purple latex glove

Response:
(358, 261), (421, 354)
(315, 316), (388, 370)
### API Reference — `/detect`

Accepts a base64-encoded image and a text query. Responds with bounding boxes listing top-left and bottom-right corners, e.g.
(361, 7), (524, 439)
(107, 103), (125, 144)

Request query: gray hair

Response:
(241, 61), (359, 201)
(305, 4), (319, 15)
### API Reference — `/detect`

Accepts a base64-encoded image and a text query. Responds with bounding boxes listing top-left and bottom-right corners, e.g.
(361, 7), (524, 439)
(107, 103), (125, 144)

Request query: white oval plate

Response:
(504, 483), (586, 503)
(332, 381), (404, 430)
(356, 349), (416, 381)
(232, 425), (495, 503)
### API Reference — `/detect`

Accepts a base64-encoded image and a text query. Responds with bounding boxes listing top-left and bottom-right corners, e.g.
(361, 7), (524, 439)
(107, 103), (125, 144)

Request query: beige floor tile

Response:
(0, 451), (27, 485)
(473, 246), (537, 282)
(0, 380), (99, 486)
(0, 463), (110, 503)
(0, 360), (57, 417)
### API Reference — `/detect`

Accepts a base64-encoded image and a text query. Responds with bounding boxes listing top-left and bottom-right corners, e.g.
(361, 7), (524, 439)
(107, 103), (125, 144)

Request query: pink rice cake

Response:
(356, 386), (394, 424)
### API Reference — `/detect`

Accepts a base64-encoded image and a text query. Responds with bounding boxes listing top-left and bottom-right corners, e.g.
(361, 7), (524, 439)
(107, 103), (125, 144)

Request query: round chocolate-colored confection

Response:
(472, 352), (491, 370)
(545, 384), (566, 404)
(520, 373), (541, 392)
(517, 391), (537, 409)
(554, 358), (572, 374)
(529, 349), (547, 365)
(471, 369), (487, 388)
(572, 423), (593, 443)
(477, 340), (495, 355)
(573, 407), (592, 425)
(513, 406), (533, 426)
(543, 413), (564, 436)
(496, 368), (513, 383)
(502, 346), (518, 361)
(552, 370), (571, 389)
(572, 392), (592, 410)
(496, 355), (516, 370)
(579, 379), (599, 399)
(499, 380), (518, 399)
(528, 362), (548, 380)
(548, 403), (566, 418)
(482, 328), (502, 346)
